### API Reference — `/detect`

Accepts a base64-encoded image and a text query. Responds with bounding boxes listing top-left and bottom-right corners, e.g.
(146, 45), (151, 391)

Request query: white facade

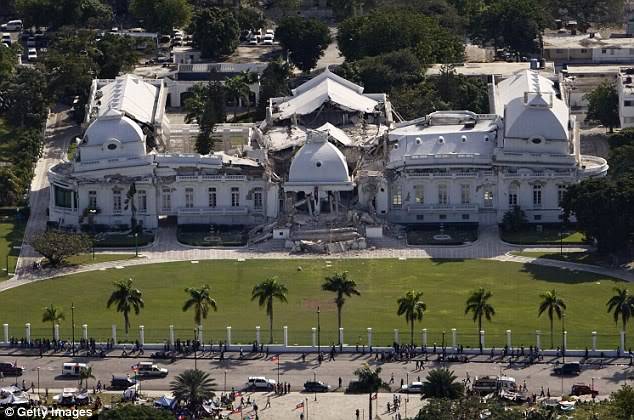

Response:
(618, 67), (634, 128)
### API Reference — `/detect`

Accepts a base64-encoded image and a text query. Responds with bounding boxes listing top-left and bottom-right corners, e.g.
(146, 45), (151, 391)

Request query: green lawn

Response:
(65, 253), (137, 266)
(501, 226), (587, 245)
(0, 259), (627, 349)
(0, 212), (26, 280)
(512, 251), (615, 267)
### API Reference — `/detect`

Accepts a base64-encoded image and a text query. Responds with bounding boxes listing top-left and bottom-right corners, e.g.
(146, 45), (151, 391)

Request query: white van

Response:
(4, 20), (23, 32)
(62, 362), (87, 377)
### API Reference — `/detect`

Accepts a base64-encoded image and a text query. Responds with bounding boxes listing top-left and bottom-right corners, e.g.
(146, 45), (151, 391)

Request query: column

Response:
(283, 326), (288, 347)
(139, 325), (145, 347)
(394, 329), (399, 345)
(367, 328), (372, 348)
(451, 328), (457, 348)
(226, 326), (232, 345)
(339, 328), (344, 346)
(54, 324), (60, 341)
(506, 330), (512, 349)
(621, 331), (625, 351)
(563, 331), (567, 351)
(82, 324), (88, 341)
(422, 328), (427, 348)
(3, 324), (8, 344)
(312, 328), (316, 347)
(592, 331), (597, 352)
(479, 330), (485, 349)
(256, 326), (261, 345)
(169, 325), (174, 348)
(535, 330), (541, 350)
(25, 323), (31, 345)
(112, 325), (117, 345)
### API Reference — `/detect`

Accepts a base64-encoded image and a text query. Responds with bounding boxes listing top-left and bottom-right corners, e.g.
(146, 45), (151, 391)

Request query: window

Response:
(414, 185), (424, 204)
(416, 215), (424, 221)
(138, 190), (147, 213)
(208, 187), (217, 207)
(558, 184), (567, 206)
(533, 184), (542, 207)
(254, 188), (263, 209)
(54, 186), (73, 208)
(580, 48), (588, 53)
(602, 49), (607, 54)
(88, 190), (97, 209)
(462, 214), (470, 220)
(391, 186), (402, 208)
(534, 215), (542, 221)
(113, 190), (122, 214)
(438, 184), (448, 206)
(483, 190), (493, 208)
(231, 187), (240, 207)
(625, 100), (634, 107)
(460, 184), (471, 205)
(185, 188), (194, 208)
(439, 214), (447, 220)
(508, 185), (518, 207)
(162, 188), (171, 211)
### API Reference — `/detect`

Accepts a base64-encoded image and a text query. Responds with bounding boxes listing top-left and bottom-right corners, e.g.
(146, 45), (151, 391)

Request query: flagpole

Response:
(277, 354), (280, 384)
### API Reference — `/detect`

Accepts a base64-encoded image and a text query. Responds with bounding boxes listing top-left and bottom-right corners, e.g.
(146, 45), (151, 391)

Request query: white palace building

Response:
(48, 69), (608, 232)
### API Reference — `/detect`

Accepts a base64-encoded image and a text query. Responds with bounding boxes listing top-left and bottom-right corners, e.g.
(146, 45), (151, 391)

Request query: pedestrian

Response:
(0, 371), (4, 383)
(265, 396), (271, 409)
(387, 401), (391, 412)
(389, 373), (394, 384)
(338, 377), (342, 389)
(355, 408), (360, 420)
(540, 386), (544, 397)
(547, 388), (550, 398)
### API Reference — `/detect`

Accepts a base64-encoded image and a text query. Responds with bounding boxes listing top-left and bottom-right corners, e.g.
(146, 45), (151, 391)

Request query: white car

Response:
(26, 37), (35, 47)
(249, 35), (259, 45)
(1, 33), (11, 46)
(245, 376), (276, 391)
(262, 34), (274, 45)
(27, 47), (37, 61)
(400, 382), (424, 394)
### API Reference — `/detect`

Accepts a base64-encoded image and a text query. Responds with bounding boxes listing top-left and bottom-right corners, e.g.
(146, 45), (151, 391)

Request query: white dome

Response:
(84, 111), (144, 146)
(288, 133), (350, 184)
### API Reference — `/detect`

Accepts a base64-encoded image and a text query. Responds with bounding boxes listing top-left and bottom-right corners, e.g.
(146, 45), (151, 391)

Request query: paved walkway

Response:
(3, 225), (633, 293)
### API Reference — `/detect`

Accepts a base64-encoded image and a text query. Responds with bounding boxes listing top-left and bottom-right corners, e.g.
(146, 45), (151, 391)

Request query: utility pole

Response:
(71, 303), (75, 356)
(317, 306), (321, 357)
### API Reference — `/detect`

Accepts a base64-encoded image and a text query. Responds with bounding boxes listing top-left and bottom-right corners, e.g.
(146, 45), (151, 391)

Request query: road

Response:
(0, 353), (629, 398)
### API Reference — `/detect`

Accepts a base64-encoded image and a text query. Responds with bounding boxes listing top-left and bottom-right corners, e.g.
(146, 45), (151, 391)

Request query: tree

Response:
(106, 278), (144, 335)
(224, 71), (255, 112)
(537, 289), (566, 349)
(469, 0), (545, 54)
(585, 80), (619, 132)
(0, 43), (18, 80)
(16, 0), (112, 29)
(182, 284), (218, 328)
(251, 277), (288, 344)
(337, 8), (464, 63)
(91, 405), (174, 420)
(183, 82), (226, 154)
(608, 144), (634, 178)
(42, 304), (65, 339)
(189, 7), (239, 59)
(234, 6), (264, 32)
(79, 366), (95, 390)
(321, 272), (361, 344)
(501, 206), (527, 233)
(0, 168), (20, 206)
(129, 0), (191, 33)
(464, 288), (495, 348)
(421, 368), (464, 399)
(0, 67), (49, 129)
(31, 230), (92, 266)
(95, 34), (139, 79)
(170, 369), (216, 418)
(353, 362), (388, 419)
(607, 288), (634, 346)
(256, 60), (291, 119)
(396, 290), (426, 346)
(275, 17), (331, 72)
(610, 384), (634, 420)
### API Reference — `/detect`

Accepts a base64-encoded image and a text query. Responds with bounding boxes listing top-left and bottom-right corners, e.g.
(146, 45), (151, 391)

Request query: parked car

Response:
(27, 47), (37, 61)
(133, 362), (168, 378)
(0, 361), (24, 376)
(3, 20), (23, 32)
(1, 33), (11, 46)
(262, 34), (274, 45)
(400, 382), (423, 394)
(26, 37), (35, 47)
(244, 376), (276, 391)
(303, 381), (330, 392)
(110, 375), (137, 390)
(249, 35), (260, 45)
(571, 383), (598, 397)
(62, 363), (88, 377)
(554, 362), (581, 376)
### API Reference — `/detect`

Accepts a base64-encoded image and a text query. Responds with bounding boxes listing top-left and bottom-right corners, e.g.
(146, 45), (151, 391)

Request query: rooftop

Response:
(543, 33), (634, 49)
(427, 62), (555, 78)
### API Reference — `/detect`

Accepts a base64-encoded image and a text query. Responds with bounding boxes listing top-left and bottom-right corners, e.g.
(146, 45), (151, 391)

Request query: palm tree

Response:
(106, 278), (144, 336)
(421, 368), (464, 399)
(321, 272), (361, 344)
(464, 288), (495, 348)
(538, 289), (567, 349)
(224, 71), (255, 113)
(251, 277), (288, 344)
(183, 284), (218, 328)
(353, 363), (388, 419)
(607, 287), (634, 346)
(41, 304), (65, 340)
(396, 290), (427, 346)
(170, 369), (216, 418)
(79, 366), (95, 391)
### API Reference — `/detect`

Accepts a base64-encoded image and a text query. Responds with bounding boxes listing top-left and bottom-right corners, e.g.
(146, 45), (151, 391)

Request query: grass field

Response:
(501, 226), (587, 245)
(0, 259), (627, 349)
(65, 254), (137, 266)
(0, 214), (26, 280)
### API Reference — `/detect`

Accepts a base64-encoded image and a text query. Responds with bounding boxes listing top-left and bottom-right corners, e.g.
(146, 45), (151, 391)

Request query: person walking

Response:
(265, 396), (271, 409)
